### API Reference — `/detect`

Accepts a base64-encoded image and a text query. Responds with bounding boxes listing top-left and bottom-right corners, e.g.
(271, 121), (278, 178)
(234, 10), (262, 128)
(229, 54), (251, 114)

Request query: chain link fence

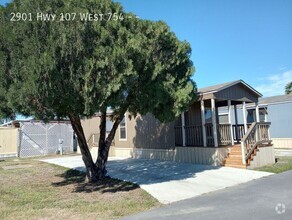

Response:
(18, 121), (74, 157)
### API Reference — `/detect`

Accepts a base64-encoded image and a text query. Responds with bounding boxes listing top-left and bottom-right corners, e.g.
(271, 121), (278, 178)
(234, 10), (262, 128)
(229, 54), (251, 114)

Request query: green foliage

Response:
(0, 6), (14, 120)
(1, 0), (196, 123)
(255, 157), (292, 173)
(285, 82), (292, 95)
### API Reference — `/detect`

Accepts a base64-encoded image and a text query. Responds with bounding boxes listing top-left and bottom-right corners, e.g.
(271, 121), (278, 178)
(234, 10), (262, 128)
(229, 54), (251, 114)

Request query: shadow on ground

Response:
(46, 156), (221, 189)
(52, 169), (139, 193)
(105, 158), (220, 185)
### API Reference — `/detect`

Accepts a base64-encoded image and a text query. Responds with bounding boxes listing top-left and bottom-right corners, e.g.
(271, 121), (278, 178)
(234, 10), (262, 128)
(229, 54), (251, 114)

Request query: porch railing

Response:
(241, 122), (272, 164)
(232, 124), (251, 142)
(87, 132), (115, 149)
(217, 124), (232, 145)
(87, 133), (99, 149)
(185, 125), (203, 146)
(205, 123), (214, 146)
(175, 122), (264, 148)
(175, 126), (183, 146)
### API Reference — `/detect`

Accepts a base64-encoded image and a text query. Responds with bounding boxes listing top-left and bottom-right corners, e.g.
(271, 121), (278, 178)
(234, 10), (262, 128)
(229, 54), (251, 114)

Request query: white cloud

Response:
(278, 66), (287, 71)
(255, 70), (292, 97)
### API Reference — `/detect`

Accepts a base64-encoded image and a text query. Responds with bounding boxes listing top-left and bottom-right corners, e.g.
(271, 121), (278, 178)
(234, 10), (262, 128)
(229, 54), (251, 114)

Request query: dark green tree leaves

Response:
(1, 0), (196, 180)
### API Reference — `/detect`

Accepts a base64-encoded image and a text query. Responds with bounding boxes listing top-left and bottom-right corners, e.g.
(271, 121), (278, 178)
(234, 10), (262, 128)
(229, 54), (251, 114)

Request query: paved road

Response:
(41, 156), (271, 204)
(123, 170), (292, 220)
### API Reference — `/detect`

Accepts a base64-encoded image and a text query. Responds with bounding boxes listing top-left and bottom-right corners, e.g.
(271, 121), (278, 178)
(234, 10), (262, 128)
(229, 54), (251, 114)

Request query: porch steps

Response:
(223, 144), (248, 169)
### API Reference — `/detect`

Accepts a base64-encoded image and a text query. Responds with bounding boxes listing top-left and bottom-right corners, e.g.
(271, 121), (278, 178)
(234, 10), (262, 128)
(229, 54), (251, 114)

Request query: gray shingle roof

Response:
(259, 94), (292, 105)
(198, 80), (240, 93)
(198, 79), (262, 97)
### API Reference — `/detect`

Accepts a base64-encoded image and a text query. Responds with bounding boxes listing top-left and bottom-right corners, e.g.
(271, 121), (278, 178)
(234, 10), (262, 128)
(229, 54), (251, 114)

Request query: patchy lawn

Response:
(0, 157), (160, 220)
(255, 157), (292, 173)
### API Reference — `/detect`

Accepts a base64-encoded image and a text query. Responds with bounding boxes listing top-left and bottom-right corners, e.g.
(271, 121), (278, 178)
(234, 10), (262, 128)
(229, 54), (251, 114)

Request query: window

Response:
(106, 119), (113, 137)
(204, 109), (212, 123)
(119, 116), (127, 140)
(219, 113), (229, 124)
(247, 108), (268, 123)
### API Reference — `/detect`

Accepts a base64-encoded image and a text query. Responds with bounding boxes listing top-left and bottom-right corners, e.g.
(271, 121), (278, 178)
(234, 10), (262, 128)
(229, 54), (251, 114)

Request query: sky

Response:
(1, 0), (292, 97)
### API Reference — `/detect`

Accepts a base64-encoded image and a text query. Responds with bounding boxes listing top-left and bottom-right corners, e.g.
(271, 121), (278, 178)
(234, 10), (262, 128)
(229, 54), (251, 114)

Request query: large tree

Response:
(1, 0), (196, 182)
(0, 5), (15, 121)
(285, 82), (292, 95)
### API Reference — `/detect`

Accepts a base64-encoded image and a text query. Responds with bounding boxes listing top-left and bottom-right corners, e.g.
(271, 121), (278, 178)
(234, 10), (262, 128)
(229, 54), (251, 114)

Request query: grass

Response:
(255, 156), (292, 173)
(0, 157), (160, 220)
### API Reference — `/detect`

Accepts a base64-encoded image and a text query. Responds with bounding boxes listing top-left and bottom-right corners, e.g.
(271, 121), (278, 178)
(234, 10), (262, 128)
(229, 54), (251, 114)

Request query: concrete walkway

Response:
(40, 156), (272, 204)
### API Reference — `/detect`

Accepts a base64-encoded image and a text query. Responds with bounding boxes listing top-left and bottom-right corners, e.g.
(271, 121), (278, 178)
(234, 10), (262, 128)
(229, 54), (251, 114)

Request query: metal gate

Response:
(18, 121), (73, 157)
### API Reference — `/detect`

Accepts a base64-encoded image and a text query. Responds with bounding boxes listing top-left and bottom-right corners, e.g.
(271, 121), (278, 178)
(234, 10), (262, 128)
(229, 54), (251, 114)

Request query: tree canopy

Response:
(0, 0), (196, 181)
(285, 82), (292, 95)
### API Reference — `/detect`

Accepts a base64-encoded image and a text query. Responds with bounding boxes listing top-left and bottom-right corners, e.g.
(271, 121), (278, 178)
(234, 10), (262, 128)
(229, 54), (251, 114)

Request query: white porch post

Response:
(255, 102), (260, 122)
(242, 101), (247, 133)
(211, 98), (218, 147)
(234, 104), (239, 143)
(255, 102), (260, 143)
(228, 100), (234, 145)
(200, 100), (207, 147)
(181, 112), (186, 147)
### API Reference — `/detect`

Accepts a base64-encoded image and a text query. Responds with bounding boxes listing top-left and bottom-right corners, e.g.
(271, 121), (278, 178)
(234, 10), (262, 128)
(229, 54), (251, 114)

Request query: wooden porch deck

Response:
(175, 122), (272, 169)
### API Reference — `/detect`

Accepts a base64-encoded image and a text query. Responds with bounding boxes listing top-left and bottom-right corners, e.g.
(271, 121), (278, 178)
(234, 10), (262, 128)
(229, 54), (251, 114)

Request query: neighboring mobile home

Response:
(216, 94), (292, 150)
(83, 80), (275, 169)
(247, 94), (292, 149)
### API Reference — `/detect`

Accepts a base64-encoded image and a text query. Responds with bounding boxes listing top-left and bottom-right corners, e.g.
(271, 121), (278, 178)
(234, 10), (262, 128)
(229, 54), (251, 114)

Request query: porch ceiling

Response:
(202, 99), (255, 108)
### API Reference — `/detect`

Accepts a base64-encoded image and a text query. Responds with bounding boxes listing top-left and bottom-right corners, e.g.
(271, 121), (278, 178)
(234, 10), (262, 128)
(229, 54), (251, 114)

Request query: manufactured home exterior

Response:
(249, 94), (292, 149)
(83, 80), (275, 169)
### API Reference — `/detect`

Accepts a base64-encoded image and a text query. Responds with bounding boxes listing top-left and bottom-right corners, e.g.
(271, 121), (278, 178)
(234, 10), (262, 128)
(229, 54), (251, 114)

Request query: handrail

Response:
(87, 133), (99, 148)
(241, 122), (271, 164)
(241, 122), (257, 143)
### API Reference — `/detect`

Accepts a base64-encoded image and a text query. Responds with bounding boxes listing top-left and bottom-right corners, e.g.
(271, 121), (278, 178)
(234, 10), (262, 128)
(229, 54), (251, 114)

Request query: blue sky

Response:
(1, 0), (292, 97)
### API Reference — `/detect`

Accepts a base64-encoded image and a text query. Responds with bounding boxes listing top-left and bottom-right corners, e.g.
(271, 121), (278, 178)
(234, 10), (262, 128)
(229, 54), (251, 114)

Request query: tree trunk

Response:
(68, 113), (99, 182)
(98, 110), (106, 150)
(96, 115), (123, 178)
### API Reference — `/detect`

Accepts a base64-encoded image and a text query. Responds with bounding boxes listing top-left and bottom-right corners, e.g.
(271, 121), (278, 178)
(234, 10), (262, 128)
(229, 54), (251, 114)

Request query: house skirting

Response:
(104, 146), (230, 166)
(272, 138), (292, 149)
(248, 146), (275, 169)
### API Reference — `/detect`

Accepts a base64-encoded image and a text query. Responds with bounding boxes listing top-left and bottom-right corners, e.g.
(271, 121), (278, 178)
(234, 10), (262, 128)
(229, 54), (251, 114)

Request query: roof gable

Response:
(198, 80), (262, 97)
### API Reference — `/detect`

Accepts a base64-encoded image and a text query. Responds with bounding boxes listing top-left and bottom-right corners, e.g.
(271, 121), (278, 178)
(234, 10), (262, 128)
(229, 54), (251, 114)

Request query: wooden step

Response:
(223, 144), (247, 169)
(229, 149), (243, 155)
(224, 164), (247, 169)
(225, 158), (243, 163)
(225, 159), (243, 164)
(228, 153), (242, 157)
(228, 152), (242, 156)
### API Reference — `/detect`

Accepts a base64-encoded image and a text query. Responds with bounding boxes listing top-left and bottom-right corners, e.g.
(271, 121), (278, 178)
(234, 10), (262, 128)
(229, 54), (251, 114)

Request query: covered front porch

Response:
(175, 80), (264, 147)
(174, 80), (273, 167)
(174, 101), (263, 147)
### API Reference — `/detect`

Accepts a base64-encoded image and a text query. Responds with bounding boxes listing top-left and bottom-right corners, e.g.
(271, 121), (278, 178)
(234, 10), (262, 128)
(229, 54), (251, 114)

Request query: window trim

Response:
(218, 113), (229, 124)
(119, 114), (127, 141)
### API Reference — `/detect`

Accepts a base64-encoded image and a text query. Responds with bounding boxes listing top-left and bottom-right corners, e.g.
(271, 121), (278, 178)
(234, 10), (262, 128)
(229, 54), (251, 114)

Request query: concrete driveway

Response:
(123, 170), (292, 220)
(41, 156), (272, 204)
